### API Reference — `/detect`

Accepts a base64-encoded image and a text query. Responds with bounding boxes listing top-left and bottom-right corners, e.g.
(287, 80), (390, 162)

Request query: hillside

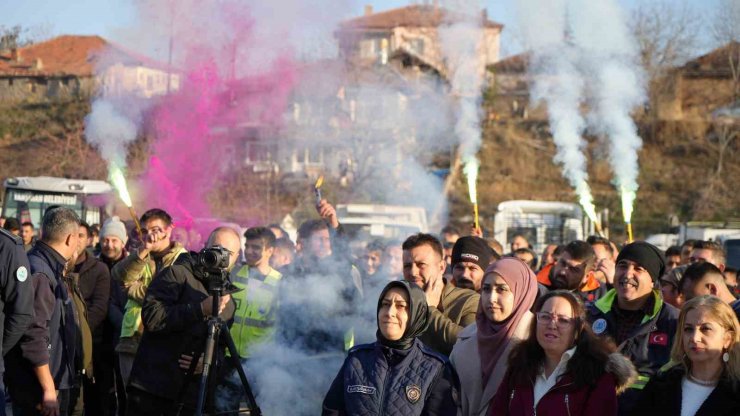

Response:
(1, 99), (737, 240)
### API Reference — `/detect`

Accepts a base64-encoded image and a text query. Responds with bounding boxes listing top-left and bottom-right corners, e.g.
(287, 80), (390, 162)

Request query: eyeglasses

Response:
(536, 312), (576, 328)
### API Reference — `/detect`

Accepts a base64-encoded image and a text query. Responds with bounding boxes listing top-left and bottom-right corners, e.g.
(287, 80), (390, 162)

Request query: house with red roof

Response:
(0, 35), (179, 103)
(335, 4), (502, 80)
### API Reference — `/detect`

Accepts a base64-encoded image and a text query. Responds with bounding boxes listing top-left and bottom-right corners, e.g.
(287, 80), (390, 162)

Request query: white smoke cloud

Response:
(84, 99), (139, 167)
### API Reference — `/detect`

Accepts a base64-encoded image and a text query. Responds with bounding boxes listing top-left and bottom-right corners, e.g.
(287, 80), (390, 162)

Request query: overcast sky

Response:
(0, 0), (724, 58)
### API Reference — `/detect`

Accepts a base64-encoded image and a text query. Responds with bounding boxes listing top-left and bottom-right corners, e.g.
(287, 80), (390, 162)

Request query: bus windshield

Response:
(3, 189), (92, 227)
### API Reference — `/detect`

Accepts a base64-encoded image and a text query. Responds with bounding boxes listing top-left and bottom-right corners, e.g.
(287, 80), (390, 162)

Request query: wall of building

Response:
(0, 76), (95, 103)
(101, 63), (180, 98)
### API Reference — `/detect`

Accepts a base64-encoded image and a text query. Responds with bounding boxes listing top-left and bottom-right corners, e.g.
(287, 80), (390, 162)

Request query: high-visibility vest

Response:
(230, 264), (282, 358)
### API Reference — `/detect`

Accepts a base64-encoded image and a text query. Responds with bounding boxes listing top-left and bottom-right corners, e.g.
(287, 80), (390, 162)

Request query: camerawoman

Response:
(125, 227), (241, 414)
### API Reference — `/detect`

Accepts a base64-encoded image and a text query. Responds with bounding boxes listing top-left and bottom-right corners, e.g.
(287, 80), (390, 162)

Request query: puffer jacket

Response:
(322, 339), (459, 416)
(489, 352), (637, 416)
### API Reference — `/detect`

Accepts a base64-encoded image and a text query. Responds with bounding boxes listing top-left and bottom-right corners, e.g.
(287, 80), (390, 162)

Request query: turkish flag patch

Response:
(649, 332), (668, 346)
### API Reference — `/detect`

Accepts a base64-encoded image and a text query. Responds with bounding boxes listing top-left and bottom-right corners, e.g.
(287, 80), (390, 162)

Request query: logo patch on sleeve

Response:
(592, 318), (607, 335)
(347, 385), (376, 395)
(649, 332), (668, 346)
(16, 266), (28, 282)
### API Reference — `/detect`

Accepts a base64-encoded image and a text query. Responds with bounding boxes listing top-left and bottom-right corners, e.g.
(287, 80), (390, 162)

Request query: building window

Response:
(409, 39), (425, 55)
(147, 75), (153, 89)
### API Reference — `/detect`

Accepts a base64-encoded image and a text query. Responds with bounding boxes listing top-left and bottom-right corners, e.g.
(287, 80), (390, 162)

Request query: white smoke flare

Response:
(570, 0), (644, 224)
(439, 1), (485, 209)
(518, 0), (599, 225)
(518, 0), (644, 226)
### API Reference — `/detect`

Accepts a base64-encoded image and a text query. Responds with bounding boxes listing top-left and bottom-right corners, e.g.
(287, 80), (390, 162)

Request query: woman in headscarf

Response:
(450, 257), (538, 416)
(322, 280), (458, 416)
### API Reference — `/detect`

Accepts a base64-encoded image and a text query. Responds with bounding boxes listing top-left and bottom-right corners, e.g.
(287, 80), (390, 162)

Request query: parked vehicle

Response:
(493, 200), (598, 254)
(2, 176), (114, 227)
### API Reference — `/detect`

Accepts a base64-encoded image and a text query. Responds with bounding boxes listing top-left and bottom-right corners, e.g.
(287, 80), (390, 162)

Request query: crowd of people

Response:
(0, 201), (739, 416)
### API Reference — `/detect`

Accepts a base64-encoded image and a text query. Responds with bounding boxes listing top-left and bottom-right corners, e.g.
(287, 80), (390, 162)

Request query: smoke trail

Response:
(517, 0), (600, 224)
(569, 0), (645, 225)
(439, 1), (485, 216)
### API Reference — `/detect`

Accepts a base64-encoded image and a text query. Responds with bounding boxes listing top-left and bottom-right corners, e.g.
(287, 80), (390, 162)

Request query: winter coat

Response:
(74, 251), (111, 333)
(450, 313), (534, 416)
(489, 352), (637, 416)
(0, 228), (34, 372)
(322, 339), (458, 416)
(633, 365), (740, 416)
(420, 280), (480, 356)
(6, 241), (78, 406)
(112, 242), (185, 354)
(128, 252), (235, 402)
(587, 289), (678, 414)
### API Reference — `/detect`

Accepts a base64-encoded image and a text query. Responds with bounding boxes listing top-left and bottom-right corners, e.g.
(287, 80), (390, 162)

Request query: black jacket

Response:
(587, 289), (678, 415)
(634, 365), (740, 415)
(0, 228), (34, 370)
(74, 251), (110, 334)
(128, 252), (235, 402)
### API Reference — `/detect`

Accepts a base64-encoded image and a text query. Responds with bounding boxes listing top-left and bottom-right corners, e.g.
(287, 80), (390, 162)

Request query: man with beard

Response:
(549, 240), (607, 306)
(126, 227), (238, 414)
(587, 241), (678, 415)
(450, 236), (495, 292)
(403, 233), (478, 355)
(97, 216), (129, 414)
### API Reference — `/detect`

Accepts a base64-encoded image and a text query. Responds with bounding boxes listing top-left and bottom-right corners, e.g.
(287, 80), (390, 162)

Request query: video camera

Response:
(192, 245), (239, 294)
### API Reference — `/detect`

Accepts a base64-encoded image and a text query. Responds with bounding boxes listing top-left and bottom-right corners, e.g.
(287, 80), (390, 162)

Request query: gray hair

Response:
(41, 207), (80, 244)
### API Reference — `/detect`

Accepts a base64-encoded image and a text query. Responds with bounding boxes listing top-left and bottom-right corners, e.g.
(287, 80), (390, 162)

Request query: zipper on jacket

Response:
(565, 394), (571, 416)
(508, 389), (515, 414)
(377, 361), (391, 416)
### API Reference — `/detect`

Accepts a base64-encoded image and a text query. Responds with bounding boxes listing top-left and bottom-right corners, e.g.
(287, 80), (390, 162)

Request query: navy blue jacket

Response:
(322, 339), (458, 416)
(6, 241), (78, 404)
(0, 228), (34, 373)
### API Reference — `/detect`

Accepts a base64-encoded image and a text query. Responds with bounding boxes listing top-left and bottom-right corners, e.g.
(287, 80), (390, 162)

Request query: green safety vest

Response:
(120, 247), (187, 340)
(231, 264), (282, 358)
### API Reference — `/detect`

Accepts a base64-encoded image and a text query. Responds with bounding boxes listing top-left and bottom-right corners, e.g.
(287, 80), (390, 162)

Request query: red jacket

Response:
(488, 352), (636, 416)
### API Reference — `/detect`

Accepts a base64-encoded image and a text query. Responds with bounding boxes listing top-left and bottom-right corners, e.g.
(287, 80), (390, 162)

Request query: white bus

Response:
(2, 176), (114, 227)
(493, 200), (596, 254)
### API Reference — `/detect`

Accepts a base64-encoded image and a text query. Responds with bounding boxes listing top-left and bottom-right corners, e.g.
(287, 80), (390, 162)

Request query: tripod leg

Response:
(195, 319), (221, 416)
(221, 327), (262, 416)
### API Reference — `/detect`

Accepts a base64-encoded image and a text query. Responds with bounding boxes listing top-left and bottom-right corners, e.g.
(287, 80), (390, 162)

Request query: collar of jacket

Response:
(75, 250), (100, 274)
(33, 240), (68, 275)
(594, 288), (663, 323)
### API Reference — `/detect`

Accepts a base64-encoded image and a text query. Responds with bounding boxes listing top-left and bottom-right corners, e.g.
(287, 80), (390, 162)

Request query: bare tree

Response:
(711, 0), (740, 101)
(629, 1), (703, 120)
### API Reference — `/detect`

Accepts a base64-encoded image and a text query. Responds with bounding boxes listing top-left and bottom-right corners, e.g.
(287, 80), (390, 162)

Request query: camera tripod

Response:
(177, 280), (262, 416)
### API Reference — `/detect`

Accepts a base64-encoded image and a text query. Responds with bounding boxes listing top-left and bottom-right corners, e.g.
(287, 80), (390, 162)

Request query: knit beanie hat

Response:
(452, 236), (496, 269)
(616, 241), (666, 282)
(100, 216), (128, 244)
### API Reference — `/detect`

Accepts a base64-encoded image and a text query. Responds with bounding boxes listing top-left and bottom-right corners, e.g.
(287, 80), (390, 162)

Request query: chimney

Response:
(364, 5), (373, 16)
(482, 8), (488, 21)
(10, 47), (21, 62)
